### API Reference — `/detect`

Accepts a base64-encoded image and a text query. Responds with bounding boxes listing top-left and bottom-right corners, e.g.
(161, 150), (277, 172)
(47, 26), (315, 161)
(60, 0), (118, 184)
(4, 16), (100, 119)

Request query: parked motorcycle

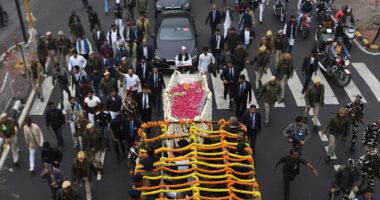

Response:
(315, 25), (335, 52)
(0, 5), (8, 27)
(273, 0), (287, 22)
(318, 52), (351, 87)
(343, 22), (356, 50)
(298, 13), (311, 38)
(316, 1), (332, 19)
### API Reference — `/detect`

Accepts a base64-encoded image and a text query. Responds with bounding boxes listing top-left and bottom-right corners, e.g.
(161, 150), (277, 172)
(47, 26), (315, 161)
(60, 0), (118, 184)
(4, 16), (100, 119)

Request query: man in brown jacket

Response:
(275, 53), (294, 102)
(304, 78), (325, 130)
(0, 113), (20, 165)
(82, 123), (105, 174)
(259, 30), (275, 56)
(98, 72), (118, 98)
(258, 76), (282, 127)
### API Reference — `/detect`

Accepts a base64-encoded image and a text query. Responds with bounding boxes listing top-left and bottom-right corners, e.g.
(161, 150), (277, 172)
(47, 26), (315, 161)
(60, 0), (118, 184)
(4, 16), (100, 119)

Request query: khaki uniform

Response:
(0, 118), (20, 163)
(304, 84), (325, 126)
(258, 81), (282, 123)
(275, 59), (294, 99)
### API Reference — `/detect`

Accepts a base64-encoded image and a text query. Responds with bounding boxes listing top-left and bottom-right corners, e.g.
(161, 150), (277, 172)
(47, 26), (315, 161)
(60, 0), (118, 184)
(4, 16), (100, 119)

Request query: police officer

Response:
(358, 148), (380, 189)
(345, 95), (364, 151)
(283, 116), (310, 155)
(362, 119), (380, 152)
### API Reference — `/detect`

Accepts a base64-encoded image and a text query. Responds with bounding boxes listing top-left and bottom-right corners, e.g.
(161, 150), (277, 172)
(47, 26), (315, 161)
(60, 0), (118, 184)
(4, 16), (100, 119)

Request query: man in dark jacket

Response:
(231, 74), (252, 118)
(126, 114), (141, 149)
(240, 25), (255, 49)
(224, 28), (240, 53)
(41, 164), (64, 199)
(56, 181), (83, 200)
(56, 30), (72, 68)
(95, 104), (112, 150)
(358, 148), (380, 189)
(53, 63), (71, 109)
(323, 108), (351, 163)
(258, 76), (281, 127)
(37, 34), (48, 73)
(82, 123), (105, 174)
(86, 51), (104, 76)
(137, 39), (154, 63)
(110, 115), (128, 163)
(205, 4), (221, 35)
(242, 105), (261, 158)
(274, 30), (289, 67)
(147, 66), (165, 115)
(136, 56), (152, 88)
(45, 102), (66, 147)
(250, 45), (270, 93)
(72, 151), (97, 200)
(330, 158), (362, 199)
(87, 6), (100, 31)
(137, 87), (154, 123)
(234, 43), (249, 72)
(275, 53), (294, 102)
(41, 141), (63, 168)
(209, 29), (224, 71)
(89, 68), (103, 99)
(221, 49), (235, 71)
(301, 49), (318, 94)
(92, 24), (106, 53)
(105, 89), (122, 120)
(220, 61), (240, 108)
(70, 16), (85, 44)
(98, 72), (118, 99)
(68, 11), (80, 28)
(283, 116), (311, 155)
(304, 77), (324, 130)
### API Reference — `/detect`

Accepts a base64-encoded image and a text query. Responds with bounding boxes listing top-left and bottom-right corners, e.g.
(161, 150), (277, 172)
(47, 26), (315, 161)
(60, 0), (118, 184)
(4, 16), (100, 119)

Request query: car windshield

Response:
(158, 17), (193, 41)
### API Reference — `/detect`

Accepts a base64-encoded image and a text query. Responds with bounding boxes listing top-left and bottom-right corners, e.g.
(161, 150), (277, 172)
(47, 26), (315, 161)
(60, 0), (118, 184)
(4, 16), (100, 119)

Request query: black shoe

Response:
(325, 156), (331, 163)
(301, 90), (305, 94)
(224, 96), (227, 100)
(41, 97), (44, 102)
(313, 125), (318, 131)
(259, 21), (263, 24)
(14, 161), (19, 167)
(98, 168), (104, 175)
(264, 122), (269, 127)
(280, 98), (284, 103)
(255, 89), (259, 94)
(60, 103), (64, 110)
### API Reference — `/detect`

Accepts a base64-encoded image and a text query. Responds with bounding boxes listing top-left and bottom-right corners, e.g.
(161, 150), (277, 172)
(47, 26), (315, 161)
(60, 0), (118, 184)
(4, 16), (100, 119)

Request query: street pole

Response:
(14, 0), (28, 43)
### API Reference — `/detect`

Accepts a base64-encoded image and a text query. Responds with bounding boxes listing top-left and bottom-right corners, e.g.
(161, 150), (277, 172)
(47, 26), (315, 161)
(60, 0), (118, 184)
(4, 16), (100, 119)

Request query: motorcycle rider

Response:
(298, 0), (313, 24)
(317, 13), (335, 52)
(329, 37), (350, 68)
(358, 148), (380, 189)
(316, 0), (331, 16)
(274, 0), (288, 12)
(337, 7), (355, 37)
(335, 4), (348, 23)
(345, 95), (364, 151)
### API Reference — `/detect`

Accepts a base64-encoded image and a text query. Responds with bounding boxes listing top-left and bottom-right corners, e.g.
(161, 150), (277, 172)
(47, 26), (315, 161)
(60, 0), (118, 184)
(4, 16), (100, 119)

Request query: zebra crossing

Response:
(28, 62), (379, 116)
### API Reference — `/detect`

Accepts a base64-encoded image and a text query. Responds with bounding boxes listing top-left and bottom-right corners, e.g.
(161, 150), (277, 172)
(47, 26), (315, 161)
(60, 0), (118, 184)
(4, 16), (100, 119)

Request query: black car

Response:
(153, 10), (198, 71)
(155, 0), (191, 12)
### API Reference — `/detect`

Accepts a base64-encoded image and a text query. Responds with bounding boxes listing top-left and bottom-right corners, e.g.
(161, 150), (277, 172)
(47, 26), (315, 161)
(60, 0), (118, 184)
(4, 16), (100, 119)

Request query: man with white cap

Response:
(76, 34), (93, 60)
(258, 76), (282, 127)
(0, 113), (20, 166)
(82, 123), (105, 174)
(175, 46), (193, 73)
(56, 30), (72, 68)
(56, 180), (83, 200)
(72, 151), (97, 200)
(46, 31), (58, 65)
(304, 77), (324, 130)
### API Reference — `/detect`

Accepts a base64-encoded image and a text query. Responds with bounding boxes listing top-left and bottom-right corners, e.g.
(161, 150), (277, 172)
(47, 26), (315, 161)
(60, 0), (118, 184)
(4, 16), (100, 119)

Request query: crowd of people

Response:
(0, 0), (379, 199)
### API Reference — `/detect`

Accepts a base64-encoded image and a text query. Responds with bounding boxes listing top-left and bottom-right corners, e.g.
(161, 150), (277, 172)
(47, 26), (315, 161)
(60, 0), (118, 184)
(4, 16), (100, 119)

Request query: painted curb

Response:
(355, 30), (380, 50)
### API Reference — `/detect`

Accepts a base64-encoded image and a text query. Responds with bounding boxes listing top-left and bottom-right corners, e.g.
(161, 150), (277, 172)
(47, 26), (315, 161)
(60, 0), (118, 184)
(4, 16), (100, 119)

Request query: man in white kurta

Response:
(23, 117), (44, 172)
(198, 47), (215, 73)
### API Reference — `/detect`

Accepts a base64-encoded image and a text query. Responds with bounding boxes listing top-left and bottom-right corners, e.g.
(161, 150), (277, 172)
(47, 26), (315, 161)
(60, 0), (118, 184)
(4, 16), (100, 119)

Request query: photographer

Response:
(283, 116), (311, 155)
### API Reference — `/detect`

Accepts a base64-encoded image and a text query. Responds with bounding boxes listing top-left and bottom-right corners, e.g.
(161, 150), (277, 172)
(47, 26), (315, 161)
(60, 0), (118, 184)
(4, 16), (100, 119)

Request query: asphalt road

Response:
(1, 0), (380, 199)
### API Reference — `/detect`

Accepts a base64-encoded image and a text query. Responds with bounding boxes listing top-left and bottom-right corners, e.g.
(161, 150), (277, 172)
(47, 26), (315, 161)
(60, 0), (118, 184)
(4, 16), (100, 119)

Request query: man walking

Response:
(304, 78), (324, 130)
(66, 97), (82, 149)
(301, 49), (318, 94)
(53, 63), (71, 109)
(110, 115), (128, 163)
(259, 30), (275, 56)
(137, 39), (154, 64)
(273, 149), (318, 200)
(83, 90), (101, 124)
(56, 30), (72, 68)
(231, 74), (252, 118)
(41, 164), (64, 199)
(94, 104), (112, 151)
(137, 0), (148, 14)
(220, 61), (240, 109)
(209, 29), (224, 70)
(41, 141), (63, 168)
(275, 53), (294, 102)
(56, 181), (83, 200)
(250, 45), (270, 94)
(136, 56), (152, 88)
(323, 108), (351, 163)
(242, 105), (261, 159)
(105, 89), (122, 120)
(345, 95), (364, 151)
(205, 4), (221, 35)
(72, 151), (97, 200)
(284, 15), (297, 53)
(147, 66), (165, 115)
(283, 116), (310, 155)
(23, 117), (44, 172)
(45, 102), (66, 148)
(258, 76), (281, 127)
(46, 31), (58, 65)
(75, 113), (91, 151)
(37, 34), (48, 74)
(274, 30), (289, 67)
(76, 34), (93, 60)
(225, 28), (240, 53)
(362, 119), (380, 153)
(99, 72), (118, 99)
(0, 113), (20, 166)
(69, 50), (87, 74)
(234, 43), (250, 72)
(138, 87), (154, 123)
(82, 123), (105, 174)
(358, 148), (380, 189)
(92, 24), (106, 53)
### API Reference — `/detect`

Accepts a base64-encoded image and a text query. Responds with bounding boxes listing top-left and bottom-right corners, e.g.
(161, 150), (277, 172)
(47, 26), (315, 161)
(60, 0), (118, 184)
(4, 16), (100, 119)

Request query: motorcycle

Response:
(0, 5), (8, 27)
(273, 0), (287, 22)
(315, 25), (335, 52)
(316, 1), (332, 19)
(298, 13), (311, 38)
(318, 52), (351, 87)
(343, 22), (356, 50)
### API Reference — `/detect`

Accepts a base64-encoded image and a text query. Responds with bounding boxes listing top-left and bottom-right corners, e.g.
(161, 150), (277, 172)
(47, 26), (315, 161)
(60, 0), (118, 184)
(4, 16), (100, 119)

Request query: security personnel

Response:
(362, 119), (380, 152)
(275, 53), (294, 102)
(330, 158), (362, 200)
(358, 148), (380, 189)
(345, 95), (364, 151)
(283, 116), (310, 155)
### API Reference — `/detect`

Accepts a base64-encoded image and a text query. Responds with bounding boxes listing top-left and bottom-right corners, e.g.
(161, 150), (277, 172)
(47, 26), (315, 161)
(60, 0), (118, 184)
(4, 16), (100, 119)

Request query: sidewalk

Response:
(333, 0), (380, 50)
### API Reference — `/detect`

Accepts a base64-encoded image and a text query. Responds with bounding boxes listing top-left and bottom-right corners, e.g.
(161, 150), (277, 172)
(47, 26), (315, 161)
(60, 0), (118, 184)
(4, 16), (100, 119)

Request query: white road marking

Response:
(29, 76), (54, 115)
(318, 131), (328, 142)
(325, 146), (337, 159)
(212, 69), (259, 109)
(261, 69), (285, 107)
(312, 67), (339, 104)
(287, 72), (306, 106)
(352, 62), (380, 102)
(97, 151), (106, 180)
(343, 78), (367, 103)
(334, 165), (342, 171)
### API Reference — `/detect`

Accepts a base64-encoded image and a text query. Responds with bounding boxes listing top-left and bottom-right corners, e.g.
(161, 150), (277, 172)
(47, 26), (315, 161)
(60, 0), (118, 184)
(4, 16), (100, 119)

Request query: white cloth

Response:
(124, 74), (140, 91)
(175, 53), (192, 66)
(29, 148), (35, 169)
(96, 31), (100, 40)
(84, 96), (101, 108)
(259, 1), (268, 22)
(198, 53), (215, 73)
(244, 30), (250, 45)
(107, 29), (123, 49)
(224, 10), (232, 39)
(68, 55), (87, 73)
(143, 46), (148, 58)
(110, 111), (119, 119)
(284, 23), (295, 46)
(216, 35), (221, 49)
(88, 113), (95, 124)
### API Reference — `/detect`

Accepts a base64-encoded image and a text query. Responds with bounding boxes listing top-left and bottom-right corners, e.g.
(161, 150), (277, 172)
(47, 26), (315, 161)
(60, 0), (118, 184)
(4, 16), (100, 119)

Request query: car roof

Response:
(158, 10), (192, 19)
